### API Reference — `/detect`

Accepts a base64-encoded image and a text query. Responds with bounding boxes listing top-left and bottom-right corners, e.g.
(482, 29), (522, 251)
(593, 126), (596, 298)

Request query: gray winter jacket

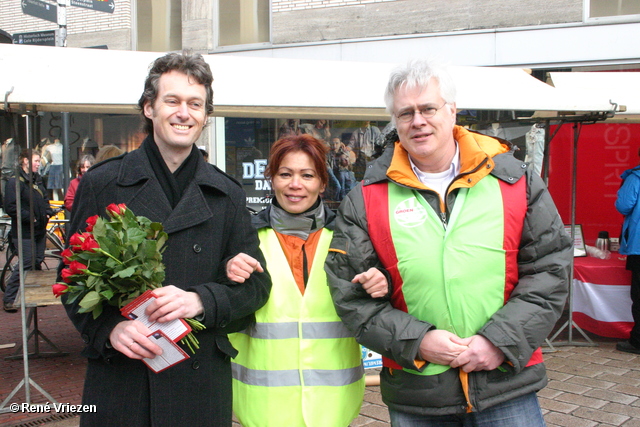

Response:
(325, 126), (572, 415)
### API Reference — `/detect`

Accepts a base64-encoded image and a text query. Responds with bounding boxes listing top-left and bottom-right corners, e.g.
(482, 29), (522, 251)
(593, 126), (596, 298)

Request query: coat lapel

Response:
(115, 145), (231, 234)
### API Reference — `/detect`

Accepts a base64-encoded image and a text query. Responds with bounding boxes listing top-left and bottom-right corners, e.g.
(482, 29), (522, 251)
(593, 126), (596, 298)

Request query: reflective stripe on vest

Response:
(232, 363), (364, 387)
(230, 227), (364, 427)
(241, 321), (354, 340)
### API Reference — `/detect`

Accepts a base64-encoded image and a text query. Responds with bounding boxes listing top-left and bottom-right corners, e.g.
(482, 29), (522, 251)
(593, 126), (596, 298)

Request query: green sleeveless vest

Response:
(230, 228), (364, 427)
(369, 176), (514, 376)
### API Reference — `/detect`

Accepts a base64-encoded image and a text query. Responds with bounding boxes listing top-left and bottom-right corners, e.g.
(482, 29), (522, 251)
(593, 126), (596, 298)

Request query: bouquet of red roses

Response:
(53, 203), (204, 354)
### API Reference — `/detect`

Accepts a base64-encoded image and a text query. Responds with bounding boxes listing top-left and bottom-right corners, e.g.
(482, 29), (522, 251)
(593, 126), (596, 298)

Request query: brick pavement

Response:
(2, 303), (640, 427)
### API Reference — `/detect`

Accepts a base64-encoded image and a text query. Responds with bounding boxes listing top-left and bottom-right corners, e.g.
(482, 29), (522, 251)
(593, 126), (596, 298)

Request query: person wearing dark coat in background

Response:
(63, 51), (272, 426)
(3, 149), (54, 312)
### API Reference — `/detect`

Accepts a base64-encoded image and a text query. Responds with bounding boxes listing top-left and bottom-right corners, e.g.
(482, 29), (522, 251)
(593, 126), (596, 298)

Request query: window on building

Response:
(137, 0), (182, 52)
(225, 118), (389, 212)
(587, 0), (640, 19)
(217, 0), (270, 47)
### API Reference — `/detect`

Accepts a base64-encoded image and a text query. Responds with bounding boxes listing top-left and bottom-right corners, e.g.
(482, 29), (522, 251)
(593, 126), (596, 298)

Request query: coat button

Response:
(192, 360), (200, 370)
(521, 164), (527, 168)
(508, 177), (514, 182)
(82, 334), (90, 344)
(193, 244), (202, 253)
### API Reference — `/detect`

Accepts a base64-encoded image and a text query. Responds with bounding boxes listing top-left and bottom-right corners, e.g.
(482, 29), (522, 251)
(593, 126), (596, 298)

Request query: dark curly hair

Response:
(137, 51), (214, 135)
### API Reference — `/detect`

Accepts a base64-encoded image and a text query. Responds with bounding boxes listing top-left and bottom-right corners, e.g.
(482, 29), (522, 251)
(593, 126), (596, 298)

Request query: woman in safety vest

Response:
(227, 134), (381, 427)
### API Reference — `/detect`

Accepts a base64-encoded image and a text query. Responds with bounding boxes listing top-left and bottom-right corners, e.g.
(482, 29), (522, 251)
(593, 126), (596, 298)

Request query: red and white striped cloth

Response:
(572, 256), (633, 339)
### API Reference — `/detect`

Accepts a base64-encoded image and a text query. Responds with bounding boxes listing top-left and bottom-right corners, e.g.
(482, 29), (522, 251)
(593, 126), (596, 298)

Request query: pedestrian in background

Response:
(64, 154), (95, 211)
(615, 151), (640, 354)
(3, 149), (54, 312)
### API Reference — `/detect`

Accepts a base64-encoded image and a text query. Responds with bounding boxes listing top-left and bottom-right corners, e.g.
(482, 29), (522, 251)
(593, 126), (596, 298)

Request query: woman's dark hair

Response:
(137, 51), (214, 135)
(265, 134), (329, 189)
(76, 154), (96, 175)
(19, 149), (40, 164)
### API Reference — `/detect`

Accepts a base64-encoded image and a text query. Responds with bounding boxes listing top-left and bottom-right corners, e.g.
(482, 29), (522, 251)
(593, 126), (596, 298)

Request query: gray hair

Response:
(384, 59), (457, 124)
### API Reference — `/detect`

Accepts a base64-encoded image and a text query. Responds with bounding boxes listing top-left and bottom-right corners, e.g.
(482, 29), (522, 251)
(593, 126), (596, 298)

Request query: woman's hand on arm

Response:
(226, 252), (264, 283)
(352, 267), (388, 298)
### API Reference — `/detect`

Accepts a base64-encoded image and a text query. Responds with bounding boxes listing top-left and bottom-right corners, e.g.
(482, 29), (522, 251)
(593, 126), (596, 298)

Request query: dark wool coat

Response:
(4, 169), (52, 239)
(63, 142), (271, 427)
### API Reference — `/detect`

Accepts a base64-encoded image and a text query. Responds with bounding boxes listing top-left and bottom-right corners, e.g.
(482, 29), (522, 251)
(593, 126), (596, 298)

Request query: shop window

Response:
(224, 118), (390, 212)
(586, 0), (640, 20)
(137, 0), (182, 52)
(217, 0), (270, 48)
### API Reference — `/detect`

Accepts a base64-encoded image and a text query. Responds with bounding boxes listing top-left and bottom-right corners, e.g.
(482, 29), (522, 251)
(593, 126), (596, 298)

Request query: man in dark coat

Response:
(63, 51), (271, 426)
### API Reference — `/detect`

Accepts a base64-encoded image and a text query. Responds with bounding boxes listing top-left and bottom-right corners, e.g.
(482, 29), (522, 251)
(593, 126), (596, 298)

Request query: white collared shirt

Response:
(409, 142), (460, 202)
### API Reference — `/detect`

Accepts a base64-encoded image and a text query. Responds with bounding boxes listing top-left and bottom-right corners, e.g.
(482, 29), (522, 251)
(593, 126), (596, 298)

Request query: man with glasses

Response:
(325, 59), (572, 426)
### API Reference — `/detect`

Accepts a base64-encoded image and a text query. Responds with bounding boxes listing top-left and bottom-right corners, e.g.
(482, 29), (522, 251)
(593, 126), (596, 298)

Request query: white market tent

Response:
(0, 43), (620, 120)
(549, 71), (640, 122)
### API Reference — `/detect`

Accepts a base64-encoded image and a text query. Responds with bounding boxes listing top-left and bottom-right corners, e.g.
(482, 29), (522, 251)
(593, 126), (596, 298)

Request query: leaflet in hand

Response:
(142, 331), (190, 373)
(121, 290), (192, 342)
(120, 290), (192, 372)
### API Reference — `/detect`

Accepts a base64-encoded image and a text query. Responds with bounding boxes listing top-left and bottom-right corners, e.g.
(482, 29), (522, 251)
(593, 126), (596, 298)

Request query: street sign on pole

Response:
(69, 0), (114, 13)
(12, 30), (56, 46)
(21, 0), (58, 23)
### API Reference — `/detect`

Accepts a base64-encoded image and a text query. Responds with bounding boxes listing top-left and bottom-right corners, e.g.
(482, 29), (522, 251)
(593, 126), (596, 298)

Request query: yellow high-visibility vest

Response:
(230, 228), (364, 427)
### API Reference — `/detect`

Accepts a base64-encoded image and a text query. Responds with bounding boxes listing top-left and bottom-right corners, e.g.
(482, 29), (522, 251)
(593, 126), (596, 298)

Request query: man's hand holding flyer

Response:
(121, 290), (192, 372)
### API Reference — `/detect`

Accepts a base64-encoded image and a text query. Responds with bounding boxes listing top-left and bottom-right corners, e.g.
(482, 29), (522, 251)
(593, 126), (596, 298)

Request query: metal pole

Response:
(19, 114), (31, 402)
(56, 0), (67, 47)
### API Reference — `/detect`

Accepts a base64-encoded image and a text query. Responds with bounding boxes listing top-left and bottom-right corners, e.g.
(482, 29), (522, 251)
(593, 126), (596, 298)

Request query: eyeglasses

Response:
(395, 102), (448, 123)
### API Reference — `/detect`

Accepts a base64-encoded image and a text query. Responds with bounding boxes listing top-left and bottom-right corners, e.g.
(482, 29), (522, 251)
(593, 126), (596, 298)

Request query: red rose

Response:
(60, 268), (74, 283)
(86, 215), (99, 232)
(52, 283), (69, 298)
(69, 232), (84, 247)
(68, 260), (88, 275)
(61, 248), (74, 265)
(106, 203), (127, 217)
(80, 235), (100, 252)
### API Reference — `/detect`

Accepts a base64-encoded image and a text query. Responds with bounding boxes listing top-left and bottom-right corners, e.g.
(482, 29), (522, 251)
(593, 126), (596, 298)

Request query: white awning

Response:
(549, 71), (640, 122)
(0, 44), (617, 120)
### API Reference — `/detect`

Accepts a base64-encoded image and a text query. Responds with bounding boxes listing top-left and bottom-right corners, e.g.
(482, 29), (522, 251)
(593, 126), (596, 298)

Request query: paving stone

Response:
(567, 375), (616, 390)
(573, 407), (630, 425)
(611, 383), (640, 397)
(555, 393), (608, 409)
(547, 370), (575, 382)
(570, 353), (614, 365)
(585, 389), (639, 405)
(358, 403), (391, 423)
(603, 402), (640, 418)
(547, 379), (591, 394)
(543, 412), (598, 426)
(539, 396), (580, 414)
(597, 373), (640, 387)
(538, 387), (564, 399)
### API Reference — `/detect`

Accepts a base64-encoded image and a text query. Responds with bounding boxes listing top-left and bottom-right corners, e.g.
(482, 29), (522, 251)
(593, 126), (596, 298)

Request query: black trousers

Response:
(626, 255), (640, 346)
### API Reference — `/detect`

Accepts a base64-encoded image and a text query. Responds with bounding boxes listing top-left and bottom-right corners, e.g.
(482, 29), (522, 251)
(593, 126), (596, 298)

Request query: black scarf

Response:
(142, 136), (200, 208)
